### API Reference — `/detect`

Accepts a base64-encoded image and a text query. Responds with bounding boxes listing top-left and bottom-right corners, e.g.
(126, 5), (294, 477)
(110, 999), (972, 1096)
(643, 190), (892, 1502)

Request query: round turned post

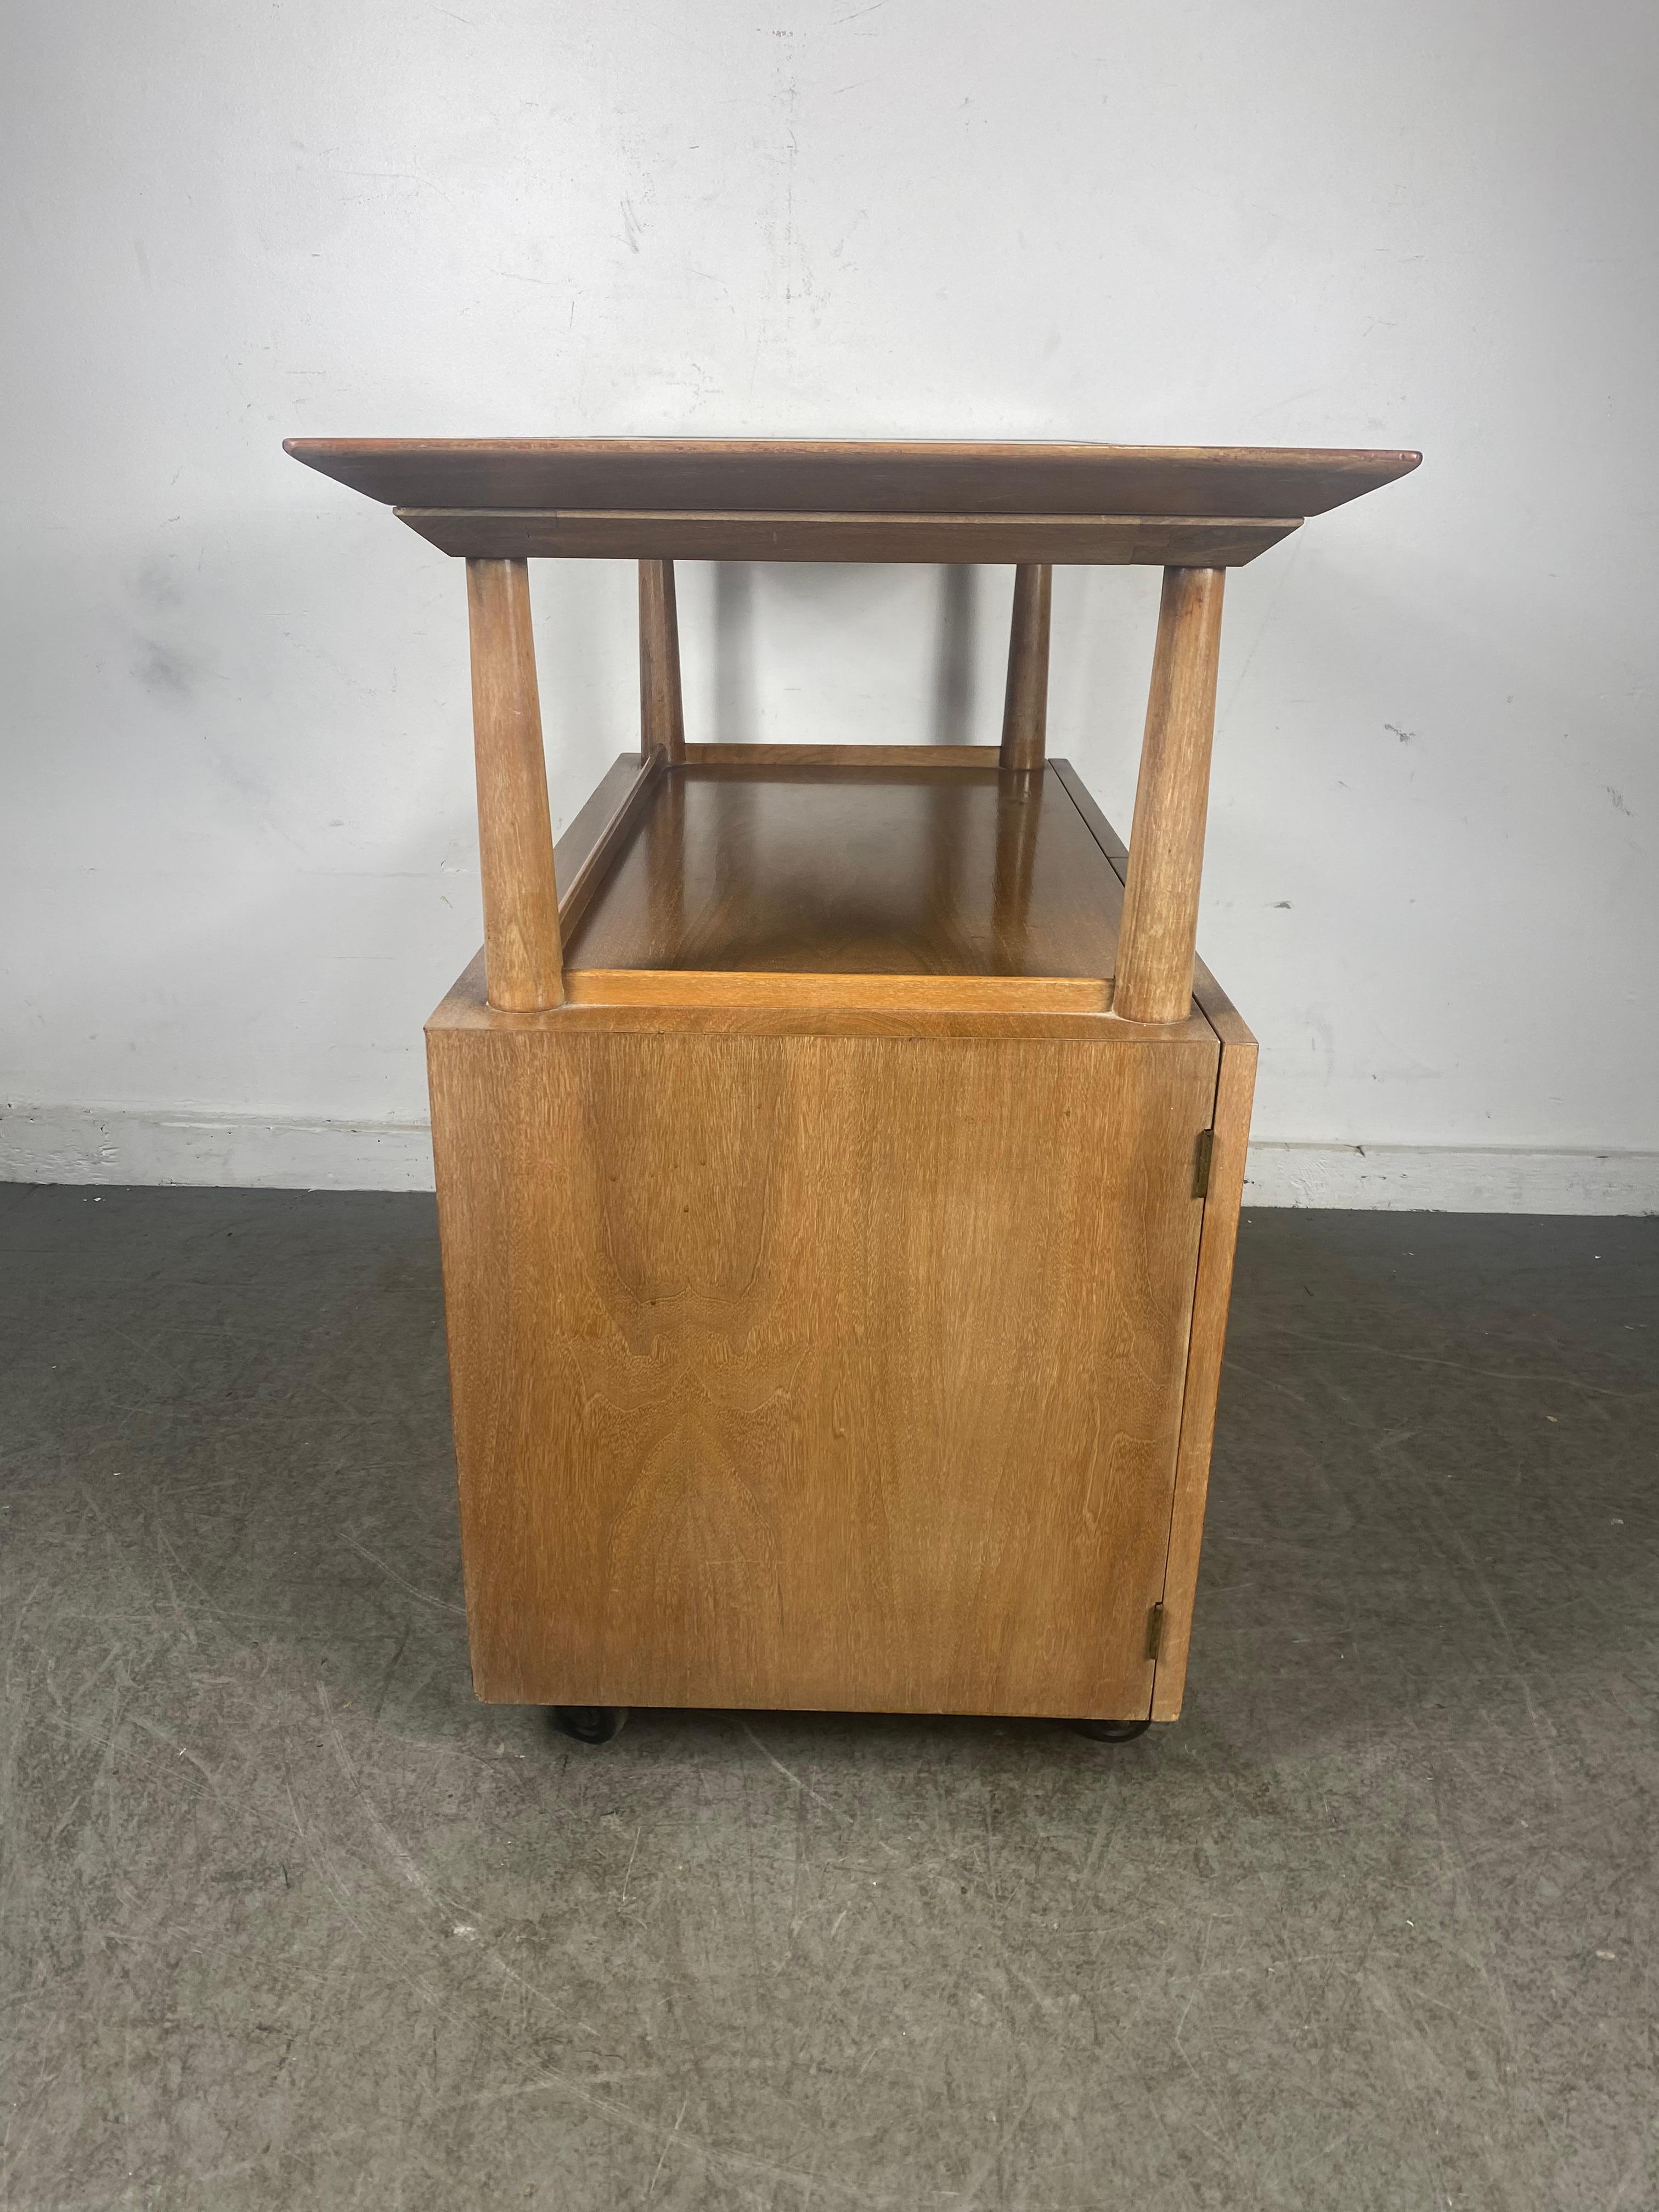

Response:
(465, 557), (564, 1011)
(991, 768), (1041, 956)
(639, 557), (686, 763)
(1113, 566), (1226, 1024)
(999, 561), (1051, 771)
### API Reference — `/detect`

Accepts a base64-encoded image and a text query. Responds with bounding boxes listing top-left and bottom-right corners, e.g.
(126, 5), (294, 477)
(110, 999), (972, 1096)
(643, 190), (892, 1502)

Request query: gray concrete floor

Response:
(1, 1188), (1655, 2212)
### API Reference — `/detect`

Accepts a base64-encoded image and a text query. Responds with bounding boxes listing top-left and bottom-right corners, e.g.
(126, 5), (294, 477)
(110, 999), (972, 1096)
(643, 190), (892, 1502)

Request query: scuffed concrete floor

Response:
(1, 1187), (1655, 2212)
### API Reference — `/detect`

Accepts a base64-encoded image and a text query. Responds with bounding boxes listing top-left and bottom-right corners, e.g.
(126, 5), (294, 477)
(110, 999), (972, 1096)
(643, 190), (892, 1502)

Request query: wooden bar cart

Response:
(286, 436), (1418, 1742)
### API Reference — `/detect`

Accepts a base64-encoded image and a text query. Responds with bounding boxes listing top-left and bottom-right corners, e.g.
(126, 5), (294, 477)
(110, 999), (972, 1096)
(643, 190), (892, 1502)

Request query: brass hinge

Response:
(1146, 1601), (1165, 1662)
(1193, 1128), (1214, 1199)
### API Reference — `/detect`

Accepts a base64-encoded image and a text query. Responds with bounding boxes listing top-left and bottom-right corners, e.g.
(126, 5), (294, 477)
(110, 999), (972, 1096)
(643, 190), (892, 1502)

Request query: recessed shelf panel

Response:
(559, 760), (1126, 991)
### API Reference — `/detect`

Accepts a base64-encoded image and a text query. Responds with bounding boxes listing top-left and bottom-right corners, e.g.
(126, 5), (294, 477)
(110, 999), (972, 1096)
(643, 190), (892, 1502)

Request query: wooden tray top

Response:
(285, 437), (1420, 566)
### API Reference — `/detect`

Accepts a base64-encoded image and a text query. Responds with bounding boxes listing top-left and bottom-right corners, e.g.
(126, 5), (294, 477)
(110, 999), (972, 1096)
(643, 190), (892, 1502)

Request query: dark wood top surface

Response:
(285, 437), (1419, 519)
(560, 760), (1125, 980)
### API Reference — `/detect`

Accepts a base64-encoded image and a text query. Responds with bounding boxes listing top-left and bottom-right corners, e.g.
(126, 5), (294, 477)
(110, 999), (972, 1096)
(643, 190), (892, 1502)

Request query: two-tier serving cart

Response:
(287, 436), (1417, 1742)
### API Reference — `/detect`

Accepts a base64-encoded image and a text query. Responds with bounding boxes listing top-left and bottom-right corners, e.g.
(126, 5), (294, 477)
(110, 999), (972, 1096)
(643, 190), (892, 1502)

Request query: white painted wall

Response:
(3, 0), (1656, 1205)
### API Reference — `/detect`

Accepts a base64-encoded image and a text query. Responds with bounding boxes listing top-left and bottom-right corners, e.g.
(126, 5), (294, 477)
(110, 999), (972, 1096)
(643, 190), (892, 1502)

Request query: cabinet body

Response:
(427, 758), (1255, 1723)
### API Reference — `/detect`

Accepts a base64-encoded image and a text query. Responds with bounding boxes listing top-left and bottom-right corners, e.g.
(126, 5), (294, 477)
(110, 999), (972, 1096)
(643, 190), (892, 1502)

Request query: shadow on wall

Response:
(932, 565), (979, 746)
(713, 562), (759, 746)
(36, 540), (1012, 1135)
(710, 561), (988, 751)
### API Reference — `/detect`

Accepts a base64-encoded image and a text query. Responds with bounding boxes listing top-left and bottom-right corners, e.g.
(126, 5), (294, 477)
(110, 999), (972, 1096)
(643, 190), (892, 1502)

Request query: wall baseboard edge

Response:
(0, 1102), (435, 1193)
(3, 1104), (1657, 1215)
(1244, 1141), (1659, 1216)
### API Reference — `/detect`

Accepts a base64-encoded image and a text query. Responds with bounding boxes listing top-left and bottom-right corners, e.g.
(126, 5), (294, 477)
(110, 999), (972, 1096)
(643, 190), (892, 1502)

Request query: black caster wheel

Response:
(1072, 1717), (1153, 1744)
(550, 1705), (629, 1745)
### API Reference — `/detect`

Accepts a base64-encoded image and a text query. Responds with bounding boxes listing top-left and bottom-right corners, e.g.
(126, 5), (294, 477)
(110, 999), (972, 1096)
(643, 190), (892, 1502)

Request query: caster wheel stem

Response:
(1072, 1717), (1153, 1744)
(550, 1705), (629, 1745)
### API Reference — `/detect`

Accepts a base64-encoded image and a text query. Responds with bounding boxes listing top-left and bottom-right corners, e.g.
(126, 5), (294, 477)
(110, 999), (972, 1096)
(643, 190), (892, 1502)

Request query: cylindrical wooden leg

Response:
(999, 562), (1051, 771)
(991, 769), (1041, 957)
(465, 557), (563, 1011)
(1113, 566), (1226, 1025)
(639, 558), (686, 763)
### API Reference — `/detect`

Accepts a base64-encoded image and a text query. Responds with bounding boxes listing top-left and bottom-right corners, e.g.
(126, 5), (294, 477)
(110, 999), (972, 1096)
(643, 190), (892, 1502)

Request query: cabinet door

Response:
(432, 1028), (1218, 1718)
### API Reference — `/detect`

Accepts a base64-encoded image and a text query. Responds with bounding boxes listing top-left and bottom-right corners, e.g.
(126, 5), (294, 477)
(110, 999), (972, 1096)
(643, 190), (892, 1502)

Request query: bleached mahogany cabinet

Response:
(287, 436), (1418, 1742)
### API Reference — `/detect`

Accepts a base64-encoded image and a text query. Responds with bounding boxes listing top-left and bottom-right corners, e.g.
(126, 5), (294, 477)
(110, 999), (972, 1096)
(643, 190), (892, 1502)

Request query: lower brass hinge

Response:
(1147, 1601), (1165, 1661)
(1193, 1128), (1214, 1199)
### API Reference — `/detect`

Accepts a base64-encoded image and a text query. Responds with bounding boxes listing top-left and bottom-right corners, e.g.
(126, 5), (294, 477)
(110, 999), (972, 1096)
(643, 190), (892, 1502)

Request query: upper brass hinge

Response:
(1193, 1128), (1215, 1199)
(1146, 1601), (1165, 1662)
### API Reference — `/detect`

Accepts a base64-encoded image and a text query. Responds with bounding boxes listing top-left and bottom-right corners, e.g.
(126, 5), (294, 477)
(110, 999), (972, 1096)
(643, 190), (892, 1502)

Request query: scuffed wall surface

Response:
(2, 0), (1655, 1173)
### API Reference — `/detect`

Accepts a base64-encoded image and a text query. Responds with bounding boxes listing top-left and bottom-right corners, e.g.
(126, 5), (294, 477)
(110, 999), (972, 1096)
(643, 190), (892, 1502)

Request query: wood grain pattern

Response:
(1000, 563), (1051, 770)
(287, 436), (1421, 519)
(424, 746), (1255, 1717)
(552, 751), (645, 890)
(292, 409), (1297, 1729)
(1047, 757), (1128, 858)
(426, 1016), (1218, 1716)
(465, 558), (563, 1011)
(556, 751), (663, 939)
(1113, 567), (1226, 1024)
(683, 743), (998, 769)
(1052, 750), (1260, 1712)
(1152, 1026), (1257, 1718)
(395, 508), (1299, 567)
(1049, 756), (1253, 1054)
(1189, 949), (1256, 1051)
(638, 558), (686, 761)
(560, 763), (1125, 985)
(431, 944), (1216, 1045)
(562, 968), (1109, 1013)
